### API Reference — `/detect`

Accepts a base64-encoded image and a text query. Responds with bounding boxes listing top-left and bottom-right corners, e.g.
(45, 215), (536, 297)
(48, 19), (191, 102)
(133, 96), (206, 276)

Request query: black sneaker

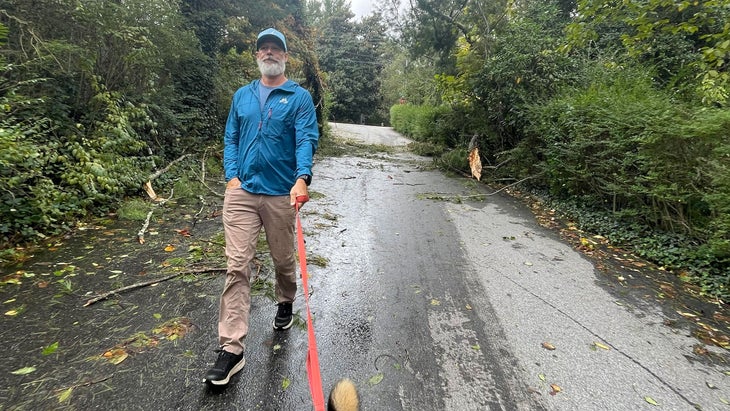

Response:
(203, 348), (245, 386)
(273, 302), (294, 330)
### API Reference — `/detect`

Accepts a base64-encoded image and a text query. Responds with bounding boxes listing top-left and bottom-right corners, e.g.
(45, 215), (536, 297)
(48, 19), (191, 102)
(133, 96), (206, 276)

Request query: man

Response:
(204, 27), (319, 386)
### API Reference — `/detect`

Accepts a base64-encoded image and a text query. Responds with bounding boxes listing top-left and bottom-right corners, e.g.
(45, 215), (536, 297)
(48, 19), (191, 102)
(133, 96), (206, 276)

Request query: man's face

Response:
(257, 41), (287, 77)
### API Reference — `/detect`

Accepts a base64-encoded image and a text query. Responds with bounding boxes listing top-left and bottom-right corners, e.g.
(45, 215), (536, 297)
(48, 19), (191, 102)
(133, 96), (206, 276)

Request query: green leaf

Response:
(58, 387), (73, 403)
(42, 342), (59, 356)
(11, 366), (36, 375)
(644, 396), (659, 406)
(368, 373), (384, 385)
(282, 377), (290, 390)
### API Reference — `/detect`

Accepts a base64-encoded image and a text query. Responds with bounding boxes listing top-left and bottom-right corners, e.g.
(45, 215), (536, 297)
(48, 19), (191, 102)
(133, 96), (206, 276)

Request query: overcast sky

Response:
(351, 0), (373, 19)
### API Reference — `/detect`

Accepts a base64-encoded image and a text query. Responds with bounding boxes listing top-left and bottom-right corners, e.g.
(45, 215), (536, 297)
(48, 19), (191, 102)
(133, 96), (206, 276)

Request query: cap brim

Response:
(257, 35), (286, 52)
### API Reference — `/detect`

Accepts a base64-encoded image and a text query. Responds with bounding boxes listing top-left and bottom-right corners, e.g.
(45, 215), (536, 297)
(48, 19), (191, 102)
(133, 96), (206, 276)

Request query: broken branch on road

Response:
(83, 267), (225, 307)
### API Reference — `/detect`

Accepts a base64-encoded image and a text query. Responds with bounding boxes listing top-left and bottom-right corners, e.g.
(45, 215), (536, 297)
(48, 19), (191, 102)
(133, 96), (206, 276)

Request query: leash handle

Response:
(296, 195), (309, 208)
(295, 205), (325, 411)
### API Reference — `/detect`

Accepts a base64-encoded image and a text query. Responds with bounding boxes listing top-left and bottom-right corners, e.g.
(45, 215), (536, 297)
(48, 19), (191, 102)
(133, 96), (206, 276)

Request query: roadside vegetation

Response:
(2, 0), (729, 301)
(384, 0), (730, 302)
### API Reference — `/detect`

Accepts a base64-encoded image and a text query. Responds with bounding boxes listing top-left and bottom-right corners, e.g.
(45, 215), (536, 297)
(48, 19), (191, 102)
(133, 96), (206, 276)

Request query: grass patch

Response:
(173, 175), (204, 199)
(117, 198), (152, 221)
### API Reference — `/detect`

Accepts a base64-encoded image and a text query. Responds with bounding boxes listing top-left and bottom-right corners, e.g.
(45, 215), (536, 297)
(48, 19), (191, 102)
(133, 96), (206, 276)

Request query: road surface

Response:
(0, 122), (727, 410)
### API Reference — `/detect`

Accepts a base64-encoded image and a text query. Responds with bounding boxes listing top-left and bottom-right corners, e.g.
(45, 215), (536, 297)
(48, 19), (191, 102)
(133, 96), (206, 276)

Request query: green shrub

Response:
(518, 62), (730, 299)
(390, 104), (456, 146)
(436, 148), (469, 174)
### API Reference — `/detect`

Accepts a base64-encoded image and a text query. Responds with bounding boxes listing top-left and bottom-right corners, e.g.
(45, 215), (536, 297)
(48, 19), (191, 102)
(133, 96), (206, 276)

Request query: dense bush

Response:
(0, 69), (151, 244)
(390, 104), (456, 145)
(514, 63), (730, 298)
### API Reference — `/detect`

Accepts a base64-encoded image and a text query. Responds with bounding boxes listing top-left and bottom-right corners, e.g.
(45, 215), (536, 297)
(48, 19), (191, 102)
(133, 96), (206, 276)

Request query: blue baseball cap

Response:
(257, 28), (287, 52)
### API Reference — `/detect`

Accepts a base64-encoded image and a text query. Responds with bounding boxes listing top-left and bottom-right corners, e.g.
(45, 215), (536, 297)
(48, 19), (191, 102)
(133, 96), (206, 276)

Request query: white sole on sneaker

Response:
(272, 317), (294, 330)
(206, 357), (245, 386)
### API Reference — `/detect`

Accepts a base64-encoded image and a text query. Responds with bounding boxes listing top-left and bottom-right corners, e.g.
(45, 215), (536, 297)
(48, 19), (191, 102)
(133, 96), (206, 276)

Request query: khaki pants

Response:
(218, 188), (297, 354)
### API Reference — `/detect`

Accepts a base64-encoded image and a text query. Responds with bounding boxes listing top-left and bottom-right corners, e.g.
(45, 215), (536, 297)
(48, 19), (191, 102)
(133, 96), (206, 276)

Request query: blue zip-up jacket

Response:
(223, 79), (319, 195)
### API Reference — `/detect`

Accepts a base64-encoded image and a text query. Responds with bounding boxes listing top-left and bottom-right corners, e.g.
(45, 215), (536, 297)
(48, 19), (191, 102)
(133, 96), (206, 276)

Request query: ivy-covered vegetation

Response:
(0, 0), (324, 253)
(385, 0), (730, 299)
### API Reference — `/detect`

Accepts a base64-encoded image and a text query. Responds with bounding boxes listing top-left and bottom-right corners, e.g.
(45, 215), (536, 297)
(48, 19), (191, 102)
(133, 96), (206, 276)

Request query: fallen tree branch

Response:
(83, 267), (226, 307)
(483, 172), (544, 196)
(54, 373), (115, 395)
(136, 211), (154, 244)
(199, 147), (224, 198)
(136, 189), (174, 244)
(147, 153), (192, 182)
(200, 178), (224, 198)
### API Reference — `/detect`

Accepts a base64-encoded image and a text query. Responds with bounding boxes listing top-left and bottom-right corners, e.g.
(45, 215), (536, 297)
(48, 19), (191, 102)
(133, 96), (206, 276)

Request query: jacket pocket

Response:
(262, 104), (294, 140)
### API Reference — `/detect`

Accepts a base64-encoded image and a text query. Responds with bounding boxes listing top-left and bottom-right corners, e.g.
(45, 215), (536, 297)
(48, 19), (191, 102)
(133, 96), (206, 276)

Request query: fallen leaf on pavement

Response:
(57, 387), (73, 403)
(369, 373), (384, 385)
(175, 228), (191, 237)
(102, 348), (128, 365)
(11, 366), (36, 375)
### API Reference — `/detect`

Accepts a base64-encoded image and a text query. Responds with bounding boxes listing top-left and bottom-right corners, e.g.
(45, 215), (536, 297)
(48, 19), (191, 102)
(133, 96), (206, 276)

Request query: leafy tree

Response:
(314, 1), (388, 124)
(566, 0), (730, 106)
(380, 45), (441, 107)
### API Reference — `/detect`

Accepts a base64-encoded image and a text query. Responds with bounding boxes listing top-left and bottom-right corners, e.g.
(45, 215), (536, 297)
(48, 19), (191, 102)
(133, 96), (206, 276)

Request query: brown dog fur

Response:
(327, 378), (359, 411)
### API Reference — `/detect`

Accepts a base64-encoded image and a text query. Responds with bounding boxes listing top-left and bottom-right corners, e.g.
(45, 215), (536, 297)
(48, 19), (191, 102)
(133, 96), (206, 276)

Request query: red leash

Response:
(295, 195), (326, 411)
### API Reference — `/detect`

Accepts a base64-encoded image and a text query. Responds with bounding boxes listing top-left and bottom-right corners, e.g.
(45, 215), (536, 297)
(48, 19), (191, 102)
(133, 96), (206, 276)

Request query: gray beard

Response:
(257, 59), (285, 77)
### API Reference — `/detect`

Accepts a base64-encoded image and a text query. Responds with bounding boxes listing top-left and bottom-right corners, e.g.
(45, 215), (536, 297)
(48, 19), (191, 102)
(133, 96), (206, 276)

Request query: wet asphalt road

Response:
(1, 122), (728, 410)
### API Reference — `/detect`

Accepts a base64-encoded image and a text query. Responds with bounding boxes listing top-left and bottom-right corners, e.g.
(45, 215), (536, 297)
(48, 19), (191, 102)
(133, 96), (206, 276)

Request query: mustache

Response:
(257, 58), (285, 76)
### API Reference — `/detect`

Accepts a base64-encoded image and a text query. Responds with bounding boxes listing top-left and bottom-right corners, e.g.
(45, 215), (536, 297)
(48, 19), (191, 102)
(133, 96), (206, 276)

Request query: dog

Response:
(327, 378), (359, 411)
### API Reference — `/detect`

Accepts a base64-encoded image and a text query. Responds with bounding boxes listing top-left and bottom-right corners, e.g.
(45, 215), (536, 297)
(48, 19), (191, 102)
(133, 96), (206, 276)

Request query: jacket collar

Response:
(251, 79), (298, 92)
